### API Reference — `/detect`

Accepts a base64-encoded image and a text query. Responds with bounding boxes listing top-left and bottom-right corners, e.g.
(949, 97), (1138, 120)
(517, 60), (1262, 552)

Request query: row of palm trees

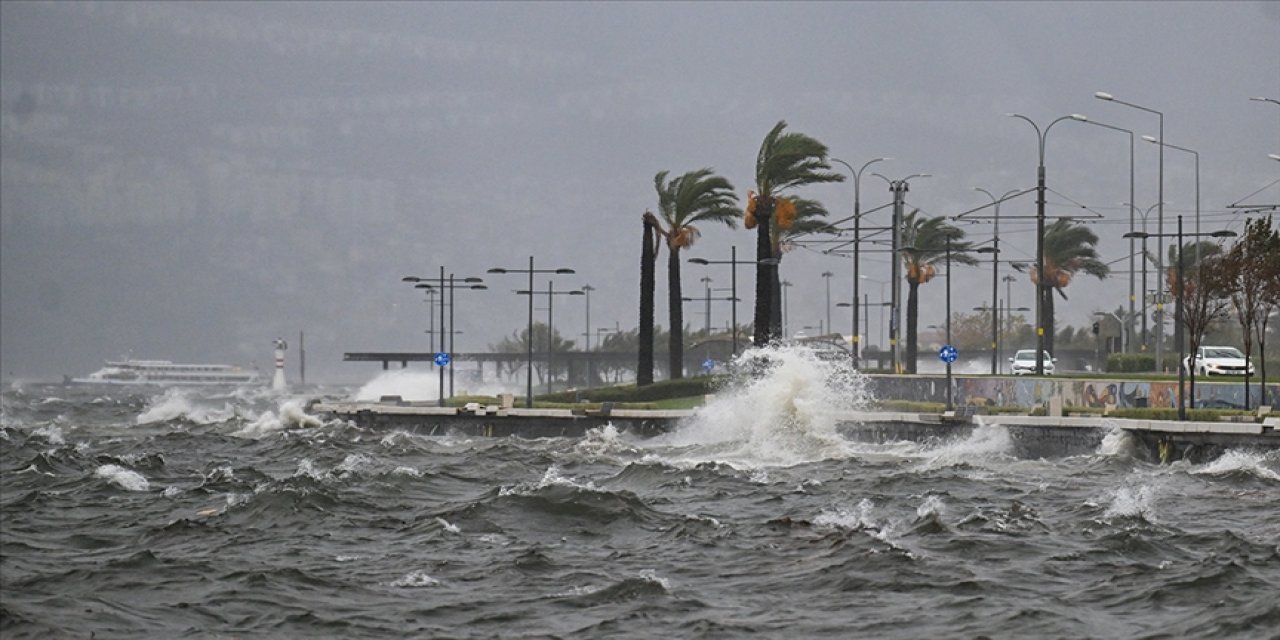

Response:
(637, 120), (1109, 383)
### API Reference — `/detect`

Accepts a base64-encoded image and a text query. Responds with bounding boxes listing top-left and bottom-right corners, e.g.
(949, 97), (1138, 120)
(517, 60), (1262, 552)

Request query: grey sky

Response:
(2, 1), (1277, 382)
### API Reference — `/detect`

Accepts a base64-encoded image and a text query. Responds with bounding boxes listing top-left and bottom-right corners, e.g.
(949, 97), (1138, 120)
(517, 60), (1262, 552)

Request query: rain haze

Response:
(2, 1), (1277, 384)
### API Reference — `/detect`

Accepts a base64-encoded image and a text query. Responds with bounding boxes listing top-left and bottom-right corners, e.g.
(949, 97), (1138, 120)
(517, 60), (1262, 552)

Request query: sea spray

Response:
(654, 344), (871, 468)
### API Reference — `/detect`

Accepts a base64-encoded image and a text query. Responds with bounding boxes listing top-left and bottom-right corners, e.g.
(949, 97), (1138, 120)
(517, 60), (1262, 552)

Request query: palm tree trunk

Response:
(668, 245), (685, 379)
(638, 215), (657, 386)
(753, 199), (776, 347)
(770, 258), (782, 338)
(906, 280), (920, 374)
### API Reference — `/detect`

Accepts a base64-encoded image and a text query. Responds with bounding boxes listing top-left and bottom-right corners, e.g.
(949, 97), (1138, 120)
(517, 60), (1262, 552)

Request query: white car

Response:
(1009, 349), (1056, 375)
(1183, 346), (1255, 377)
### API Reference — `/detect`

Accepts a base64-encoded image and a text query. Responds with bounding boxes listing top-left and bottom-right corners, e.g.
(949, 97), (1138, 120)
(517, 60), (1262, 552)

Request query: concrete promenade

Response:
(311, 400), (1280, 464)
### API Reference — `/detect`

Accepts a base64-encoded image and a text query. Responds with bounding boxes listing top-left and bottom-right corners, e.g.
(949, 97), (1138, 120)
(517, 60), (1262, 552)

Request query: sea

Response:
(2, 346), (1278, 639)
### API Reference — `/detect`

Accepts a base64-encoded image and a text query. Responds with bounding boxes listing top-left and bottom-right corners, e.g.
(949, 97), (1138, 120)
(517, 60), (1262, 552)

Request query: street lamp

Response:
(1142, 135), (1200, 267)
(516, 281), (584, 396)
(1096, 91), (1166, 370)
(872, 172), (931, 373)
(972, 187), (1019, 373)
(1124, 218), (1236, 420)
(404, 271), (486, 406)
(831, 156), (890, 368)
(1005, 111), (1082, 375)
(1074, 115), (1138, 350)
(1125, 201), (1168, 352)
(487, 258), (575, 408)
(689, 247), (778, 358)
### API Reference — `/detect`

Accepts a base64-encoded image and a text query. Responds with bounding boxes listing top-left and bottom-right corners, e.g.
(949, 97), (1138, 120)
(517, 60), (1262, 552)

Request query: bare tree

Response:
(1222, 217), (1274, 408)
(1172, 242), (1232, 408)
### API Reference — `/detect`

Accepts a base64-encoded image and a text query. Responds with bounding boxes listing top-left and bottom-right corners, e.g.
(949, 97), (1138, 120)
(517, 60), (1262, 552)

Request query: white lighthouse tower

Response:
(272, 338), (288, 391)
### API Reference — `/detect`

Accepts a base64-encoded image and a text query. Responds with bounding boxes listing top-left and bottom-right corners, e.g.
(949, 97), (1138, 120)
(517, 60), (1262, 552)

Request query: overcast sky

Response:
(2, 1), (1277, 383)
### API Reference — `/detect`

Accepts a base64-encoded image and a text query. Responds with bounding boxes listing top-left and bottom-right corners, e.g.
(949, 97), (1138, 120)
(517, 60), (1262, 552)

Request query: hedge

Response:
(1106, 353), (1157, 373)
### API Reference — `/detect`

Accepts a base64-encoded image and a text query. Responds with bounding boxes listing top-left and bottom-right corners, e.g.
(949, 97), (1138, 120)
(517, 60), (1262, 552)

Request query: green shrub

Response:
(1106, 353), (1156, 373)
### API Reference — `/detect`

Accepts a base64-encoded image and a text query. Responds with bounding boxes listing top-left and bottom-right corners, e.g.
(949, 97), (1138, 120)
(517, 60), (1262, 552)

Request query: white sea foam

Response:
(814, 498), (879, 530)
(500, 465), (597, 496)
(918, 424), (1013, 469)
(137, 389), (236, 425)
(1097, 425), (1136, 458)
(354, 368), (524, 403)
(390, 570), (440, 588)
(1192, 450), (1280, 481)
(916, 494), (947, 519)
(651, 345), (870, 468)
(96, 464), (149, 491)
(33, 425), (65, 445)
(436, 517), (461, 533)
(234, 399), (324, 437)
(1100, 482), (1160, 521)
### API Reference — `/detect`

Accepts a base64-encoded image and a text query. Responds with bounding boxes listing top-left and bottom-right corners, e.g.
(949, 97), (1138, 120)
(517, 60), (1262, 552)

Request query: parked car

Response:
(1183, 346), (1255, 376)
(1010, 349), (1056, 375)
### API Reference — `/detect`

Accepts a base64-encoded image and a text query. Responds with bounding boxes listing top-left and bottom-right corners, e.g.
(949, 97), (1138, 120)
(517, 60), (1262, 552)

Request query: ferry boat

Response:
(68, 359), (263, 387)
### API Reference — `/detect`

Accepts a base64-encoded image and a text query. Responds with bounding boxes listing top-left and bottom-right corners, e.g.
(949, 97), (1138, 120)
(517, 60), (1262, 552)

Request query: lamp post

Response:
(1142, 136), (1200, 267)
(689, 247), (778, 359)
(1124, 218), (1236, 420)
(1074, 115), (1137, 350)
(580, 284), (595, 351)
(517, 281), (584, 396)
(972, 186), (1018, 373)
(1096, 91), (1165, 370)
(872, 172), (931, 373)
(1125, 201), (1166, 352)
(1005, 112), (1081, 375)
(831, 157), (890, 368)
(487, 258), (575, 408)
(404, 270), (486, 406)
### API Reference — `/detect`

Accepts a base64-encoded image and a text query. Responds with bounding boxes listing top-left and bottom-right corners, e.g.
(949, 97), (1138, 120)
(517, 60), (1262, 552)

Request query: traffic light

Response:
(1092, 321), (1100, 336)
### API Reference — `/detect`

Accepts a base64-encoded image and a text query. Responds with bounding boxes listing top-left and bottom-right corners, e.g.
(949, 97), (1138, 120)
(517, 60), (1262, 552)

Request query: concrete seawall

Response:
(312, 401), (1280, 464)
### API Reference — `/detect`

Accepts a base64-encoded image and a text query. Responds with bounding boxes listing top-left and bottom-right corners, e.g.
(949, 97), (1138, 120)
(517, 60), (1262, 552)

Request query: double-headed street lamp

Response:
(1005, 112), (1081, 375)
(403, 270), (487, 406)
(1096, 91), (1166, 370)
(1124, 218), (1236, 420)
(487, 258), (575, 408)
(1143, 136), (1200, 266)
(831, 157), (890, 367)
(518, 281), (584, 396)
(689, 247), (778, 359)
(972, 187), (1019, 373)
(1074, 115), (1137, 348)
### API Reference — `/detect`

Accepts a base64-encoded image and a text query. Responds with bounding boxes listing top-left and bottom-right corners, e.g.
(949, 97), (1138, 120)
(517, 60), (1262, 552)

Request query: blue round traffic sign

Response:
(434, 352), (451, 367)
(938, 344), (958, 364)
(702, 358), (715, 373)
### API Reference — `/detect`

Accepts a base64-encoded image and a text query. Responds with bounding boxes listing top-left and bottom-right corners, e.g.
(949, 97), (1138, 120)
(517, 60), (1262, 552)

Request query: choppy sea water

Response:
(3, 348), (1279, 639)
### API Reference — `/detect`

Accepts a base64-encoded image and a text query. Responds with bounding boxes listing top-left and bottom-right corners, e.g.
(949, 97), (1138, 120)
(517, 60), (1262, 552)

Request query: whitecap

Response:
(1192, 450), (1280, 481)
(436, 517), (461, 533)
(390, 570), (440, 588)
(95, 464), (149, 491)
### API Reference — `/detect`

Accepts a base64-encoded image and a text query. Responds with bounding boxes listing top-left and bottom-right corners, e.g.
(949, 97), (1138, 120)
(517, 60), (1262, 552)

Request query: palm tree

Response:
(769, 197), (835, 335)
(900, 210), (977, 373)
(1030, 219), (1109, 355)
(638, 211), (663, 386)
(654, 169), (739, 379)
(747, 120), (844, 346)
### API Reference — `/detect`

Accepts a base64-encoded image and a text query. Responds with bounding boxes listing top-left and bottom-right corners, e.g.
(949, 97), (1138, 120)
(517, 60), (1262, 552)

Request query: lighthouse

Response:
(272, 338), (288, 391)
